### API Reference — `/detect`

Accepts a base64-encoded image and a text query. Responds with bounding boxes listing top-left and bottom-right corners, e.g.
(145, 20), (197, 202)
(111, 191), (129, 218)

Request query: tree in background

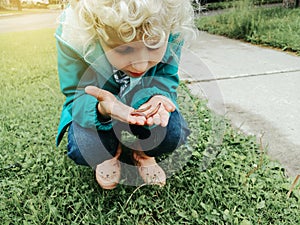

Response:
(0, 0), (22, 10)
(16, 0), (21, 11)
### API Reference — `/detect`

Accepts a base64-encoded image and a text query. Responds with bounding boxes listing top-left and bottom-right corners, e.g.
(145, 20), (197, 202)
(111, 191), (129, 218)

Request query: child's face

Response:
(100, 37), (168, 78)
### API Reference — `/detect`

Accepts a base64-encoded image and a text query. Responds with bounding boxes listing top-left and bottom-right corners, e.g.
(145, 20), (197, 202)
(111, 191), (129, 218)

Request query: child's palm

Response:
(85, 86), (146, 125)
(139, 95), (176, 127)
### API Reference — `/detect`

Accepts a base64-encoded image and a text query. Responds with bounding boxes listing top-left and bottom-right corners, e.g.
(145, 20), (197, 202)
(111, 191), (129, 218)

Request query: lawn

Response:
(0, 28), (299, 224)
(196, 4), (300, 55)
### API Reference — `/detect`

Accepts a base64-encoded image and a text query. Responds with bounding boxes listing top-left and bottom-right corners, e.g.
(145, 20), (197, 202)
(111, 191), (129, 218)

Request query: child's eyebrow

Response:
(104, 39), (145, 51)
(101, 37), (127, 49)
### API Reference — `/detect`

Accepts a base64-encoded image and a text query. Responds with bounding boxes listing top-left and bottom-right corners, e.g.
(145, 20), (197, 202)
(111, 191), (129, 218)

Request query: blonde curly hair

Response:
(71, 0), (196, 50)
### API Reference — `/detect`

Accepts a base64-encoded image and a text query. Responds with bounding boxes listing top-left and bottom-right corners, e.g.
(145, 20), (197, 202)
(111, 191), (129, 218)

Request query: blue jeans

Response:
(67, 110), (190, 168)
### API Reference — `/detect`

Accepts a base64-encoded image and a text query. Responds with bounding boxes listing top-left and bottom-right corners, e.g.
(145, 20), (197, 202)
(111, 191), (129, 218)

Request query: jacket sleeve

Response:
(56, 38), (114, 132)
(130, 36), (183, 109)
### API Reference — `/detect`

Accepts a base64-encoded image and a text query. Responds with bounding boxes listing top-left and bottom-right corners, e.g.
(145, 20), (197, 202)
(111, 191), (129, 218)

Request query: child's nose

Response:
(131, 61), (149, 72)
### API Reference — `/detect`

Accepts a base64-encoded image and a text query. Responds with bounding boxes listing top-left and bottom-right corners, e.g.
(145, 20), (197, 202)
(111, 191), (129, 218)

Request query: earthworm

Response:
(130, 103), (161, 118)
(145, 103), (161, 119)
(134, 105), (151, 112)
(130, 111), (147, 117)
(130, 105), (151, 117)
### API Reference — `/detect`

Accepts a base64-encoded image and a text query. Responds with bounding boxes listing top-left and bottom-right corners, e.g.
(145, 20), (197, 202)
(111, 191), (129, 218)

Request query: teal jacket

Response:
(55, 9), (183, 146)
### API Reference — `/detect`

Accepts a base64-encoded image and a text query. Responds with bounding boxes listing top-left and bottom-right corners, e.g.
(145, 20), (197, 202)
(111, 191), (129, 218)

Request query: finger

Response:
(162, 100), (176, 112)
(153, 95), (176, 112)
(85, 86), (104, 101)
(159, 111), (170, 127)
(113, 106), (146, 125)
(127, 114), (147, 125)
(146, 116), (154, 126)
(152, 114), (161, 126)
(132, 116), (147, 125)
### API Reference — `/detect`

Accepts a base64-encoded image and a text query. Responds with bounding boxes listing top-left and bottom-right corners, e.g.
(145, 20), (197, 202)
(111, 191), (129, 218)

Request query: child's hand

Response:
(85, 86), (146, 125)
(138, 95), (176, 127)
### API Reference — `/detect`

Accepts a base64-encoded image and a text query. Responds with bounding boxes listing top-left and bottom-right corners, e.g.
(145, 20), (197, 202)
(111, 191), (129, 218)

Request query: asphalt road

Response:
(0, 10), (61, 33)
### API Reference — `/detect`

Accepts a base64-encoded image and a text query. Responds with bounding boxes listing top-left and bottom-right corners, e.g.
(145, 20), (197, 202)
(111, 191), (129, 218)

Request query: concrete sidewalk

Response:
(180, 31), (300, 178)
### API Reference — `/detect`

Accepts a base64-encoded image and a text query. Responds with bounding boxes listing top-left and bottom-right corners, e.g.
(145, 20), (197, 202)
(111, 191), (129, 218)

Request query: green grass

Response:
(0, 29), (299, 224)
(193, 0), (282, 11)
(196, 5), (300, 55)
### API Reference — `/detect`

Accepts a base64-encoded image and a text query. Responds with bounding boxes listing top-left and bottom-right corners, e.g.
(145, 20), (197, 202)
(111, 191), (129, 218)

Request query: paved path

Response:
(0, 10), (61, 33)
(180, 31), (300, 178)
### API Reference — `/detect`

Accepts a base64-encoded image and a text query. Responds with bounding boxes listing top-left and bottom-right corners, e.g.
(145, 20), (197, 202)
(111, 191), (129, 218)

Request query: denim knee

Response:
(139, 110), (191, 157)
(66, 111), (190, 165)
(67, 122), (119, 168)
(67, 123), (89, 166)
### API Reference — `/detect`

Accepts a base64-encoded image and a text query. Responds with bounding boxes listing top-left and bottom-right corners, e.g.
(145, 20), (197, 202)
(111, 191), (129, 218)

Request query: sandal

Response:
(95, 145), (122, 190)
(133, 150), (166, 187)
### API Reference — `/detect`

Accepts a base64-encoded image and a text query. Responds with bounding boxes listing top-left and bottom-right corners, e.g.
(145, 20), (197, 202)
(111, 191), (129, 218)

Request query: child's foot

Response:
(133, 149), (166, 187)
(95, 145), (122, 190)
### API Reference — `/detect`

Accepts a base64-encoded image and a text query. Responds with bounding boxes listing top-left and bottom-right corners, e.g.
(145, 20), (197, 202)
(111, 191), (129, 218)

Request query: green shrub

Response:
(193, 0), (282, 11)
(196, 5), (300, 55)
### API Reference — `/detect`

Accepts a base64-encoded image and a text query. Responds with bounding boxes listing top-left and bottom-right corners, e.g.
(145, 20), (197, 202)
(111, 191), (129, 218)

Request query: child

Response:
(55, 0), (196, 189)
